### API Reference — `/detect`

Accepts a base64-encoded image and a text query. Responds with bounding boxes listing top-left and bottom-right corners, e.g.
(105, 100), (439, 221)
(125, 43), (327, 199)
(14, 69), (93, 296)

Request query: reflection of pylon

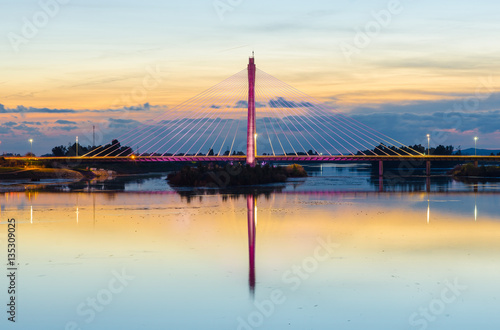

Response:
(247, 195), (256, 297)
(246, 56), (256, 166)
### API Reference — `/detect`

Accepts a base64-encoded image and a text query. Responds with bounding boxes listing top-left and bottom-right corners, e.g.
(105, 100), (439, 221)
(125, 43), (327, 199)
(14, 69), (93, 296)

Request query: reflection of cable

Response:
(474, 192), (478, 222)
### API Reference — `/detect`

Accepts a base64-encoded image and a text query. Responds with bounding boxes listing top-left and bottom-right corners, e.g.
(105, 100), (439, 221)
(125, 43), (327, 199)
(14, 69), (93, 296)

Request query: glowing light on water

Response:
(427, 199), (430, 224)
(254, 204), (257, 226)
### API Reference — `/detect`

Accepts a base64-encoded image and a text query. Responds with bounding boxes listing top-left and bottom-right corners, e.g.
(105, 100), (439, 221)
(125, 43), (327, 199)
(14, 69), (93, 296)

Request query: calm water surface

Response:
(1, 164), (499, 329)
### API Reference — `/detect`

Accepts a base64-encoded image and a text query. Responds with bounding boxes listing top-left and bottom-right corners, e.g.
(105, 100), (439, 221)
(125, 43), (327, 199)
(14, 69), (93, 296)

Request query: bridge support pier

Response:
(426, 160), (431, 177)
(474, 160), (478, 167)
(378, 160), (383, 177)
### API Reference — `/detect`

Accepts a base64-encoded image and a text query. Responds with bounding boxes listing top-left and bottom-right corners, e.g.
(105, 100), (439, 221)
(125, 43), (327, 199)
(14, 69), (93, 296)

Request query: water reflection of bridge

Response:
(242, 188), (486, 297)
(21, 188), (488, 297)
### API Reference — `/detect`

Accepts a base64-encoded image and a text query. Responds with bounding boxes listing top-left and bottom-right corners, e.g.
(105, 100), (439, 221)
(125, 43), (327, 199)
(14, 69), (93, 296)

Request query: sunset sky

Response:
(1, 0), (500, 154)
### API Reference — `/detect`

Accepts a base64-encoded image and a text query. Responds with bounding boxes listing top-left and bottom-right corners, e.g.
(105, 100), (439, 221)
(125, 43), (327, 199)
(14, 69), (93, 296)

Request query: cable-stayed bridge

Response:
(14, 56), (500, 173)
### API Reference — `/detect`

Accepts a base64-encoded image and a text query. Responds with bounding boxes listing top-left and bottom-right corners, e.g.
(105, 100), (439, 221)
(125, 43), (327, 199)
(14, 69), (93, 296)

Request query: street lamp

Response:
(254, 133), (258, 157)
(76, 136), (79, 157)
(474, 136), (478, 156)
(426, 134), (430, 155)
(29, 139), (33, 156)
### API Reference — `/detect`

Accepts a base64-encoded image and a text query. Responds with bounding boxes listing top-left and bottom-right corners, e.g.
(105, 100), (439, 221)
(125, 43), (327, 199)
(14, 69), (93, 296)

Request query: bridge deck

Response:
(6, 155), (500, 163)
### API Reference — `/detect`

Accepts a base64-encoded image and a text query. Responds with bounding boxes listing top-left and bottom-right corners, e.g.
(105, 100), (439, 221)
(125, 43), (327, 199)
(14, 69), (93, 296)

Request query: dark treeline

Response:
(52, 139), (132, 157)
(357, 144), (456, 156)
(167, 163), (307, 187)
(450, 163), (500, 178)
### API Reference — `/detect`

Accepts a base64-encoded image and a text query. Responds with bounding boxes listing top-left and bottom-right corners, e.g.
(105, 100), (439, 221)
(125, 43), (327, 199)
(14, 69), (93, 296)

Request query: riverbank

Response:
(450, 163), (500, 178)
(0, 167), (94, 180)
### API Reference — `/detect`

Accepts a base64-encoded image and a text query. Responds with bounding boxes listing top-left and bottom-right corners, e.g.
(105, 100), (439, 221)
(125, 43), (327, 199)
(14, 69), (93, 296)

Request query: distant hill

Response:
(459, 148), (500, 156)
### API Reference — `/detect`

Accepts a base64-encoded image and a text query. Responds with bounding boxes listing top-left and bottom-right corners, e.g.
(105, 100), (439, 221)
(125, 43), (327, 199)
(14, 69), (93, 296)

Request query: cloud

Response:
(347, 92), (500, 115)
(234, 100), (248, 108)
(269, 97), (314, 109)
(349, 110), (500, 147)
(0, 121), (40, 133)
(0, 103), (162, 115)
(109, 119), (140, 124)
(11, 124), (40, 134)
(53, 126), (79, 131)
(233, 100), (266, 108)
(123, 103), (151, 111)
(372, 57), (500, 72)
(0, 127), (12, 134)
(1, 105), (77, 114)
(55, 120), (77, 125)
(108, 118), (141, 129)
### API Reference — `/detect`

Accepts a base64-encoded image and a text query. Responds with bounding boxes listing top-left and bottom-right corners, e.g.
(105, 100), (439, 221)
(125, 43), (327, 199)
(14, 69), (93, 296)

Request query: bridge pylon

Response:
(246, 55), (256, 166)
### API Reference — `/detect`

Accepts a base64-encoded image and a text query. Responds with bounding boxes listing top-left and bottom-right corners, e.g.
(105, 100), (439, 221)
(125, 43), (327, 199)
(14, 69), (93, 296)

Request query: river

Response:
(1, 164), (499, 329)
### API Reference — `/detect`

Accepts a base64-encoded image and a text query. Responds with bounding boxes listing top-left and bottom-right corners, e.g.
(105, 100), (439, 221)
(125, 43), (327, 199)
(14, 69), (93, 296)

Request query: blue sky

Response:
(1, 0), (500, 154)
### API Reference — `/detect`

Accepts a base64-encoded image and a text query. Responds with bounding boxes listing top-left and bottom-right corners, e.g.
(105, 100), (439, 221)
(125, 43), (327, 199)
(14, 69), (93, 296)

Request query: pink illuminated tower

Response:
(246, 54), (256, 166)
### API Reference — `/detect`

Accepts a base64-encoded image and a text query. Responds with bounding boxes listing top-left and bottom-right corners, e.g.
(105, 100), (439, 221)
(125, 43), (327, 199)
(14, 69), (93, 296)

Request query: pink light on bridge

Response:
(246, 55), (256, 167)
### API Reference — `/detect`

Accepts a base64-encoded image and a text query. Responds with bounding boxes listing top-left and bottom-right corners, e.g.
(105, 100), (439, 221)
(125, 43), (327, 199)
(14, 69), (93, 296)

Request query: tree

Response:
(52, 145), (68, 157)
(433, 145), (454, 155)
(78, 139), (132, 157)
(66, 143), (89, 157)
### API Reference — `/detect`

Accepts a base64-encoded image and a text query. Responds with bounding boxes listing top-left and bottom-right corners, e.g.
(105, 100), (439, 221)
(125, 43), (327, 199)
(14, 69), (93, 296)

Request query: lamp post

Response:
(426, 134), (430, 155)
(474, 136), (478, 156)
(29, 139), (33, 156)
(76, 136), (79, 157)
(254, 133), (258, 158)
